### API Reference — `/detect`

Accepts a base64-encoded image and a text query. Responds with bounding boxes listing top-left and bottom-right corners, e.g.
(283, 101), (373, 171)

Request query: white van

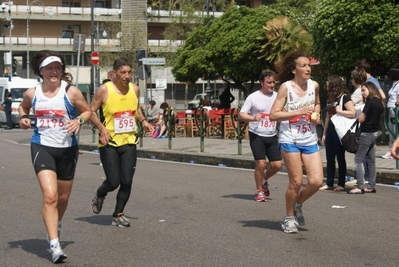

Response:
(187, 93), (220, 109)
(0, 77), (40, 127)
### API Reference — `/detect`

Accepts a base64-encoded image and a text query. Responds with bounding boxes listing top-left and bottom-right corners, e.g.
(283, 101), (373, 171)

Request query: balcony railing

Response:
(147, 10), (223, 18)
(0, 37), (185, 52)
(10, 5), (122, 18)
(0, 36), (120, 51)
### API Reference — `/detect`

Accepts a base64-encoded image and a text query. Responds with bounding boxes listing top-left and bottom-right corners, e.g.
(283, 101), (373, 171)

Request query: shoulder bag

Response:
(341, 119), (360, 153)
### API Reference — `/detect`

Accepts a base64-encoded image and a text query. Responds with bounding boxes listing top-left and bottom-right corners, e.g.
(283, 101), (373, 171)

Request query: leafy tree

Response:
(312, 0), (399, 77)
(257, 16), (312, 66)
(269, 0), (318, 31)
(172, 6), (275, 97)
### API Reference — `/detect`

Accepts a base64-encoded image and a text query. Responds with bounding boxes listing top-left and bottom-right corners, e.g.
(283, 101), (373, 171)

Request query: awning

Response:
(310, 58), (320, 66)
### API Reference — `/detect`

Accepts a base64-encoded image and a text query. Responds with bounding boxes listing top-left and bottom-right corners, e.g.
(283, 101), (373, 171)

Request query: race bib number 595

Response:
(114, 110), (136, 133)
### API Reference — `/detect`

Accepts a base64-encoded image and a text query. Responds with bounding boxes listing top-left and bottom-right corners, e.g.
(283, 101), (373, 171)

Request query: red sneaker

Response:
(262, 181), (270, 197)
(255, 189), (266, 202)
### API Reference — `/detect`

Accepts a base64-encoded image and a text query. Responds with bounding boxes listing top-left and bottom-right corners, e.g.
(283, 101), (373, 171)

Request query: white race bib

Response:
(114, 110), (136, 133)
(257, 113), (276, 135)
(35, 109), (66, 130)
(289, 115), (312, 140)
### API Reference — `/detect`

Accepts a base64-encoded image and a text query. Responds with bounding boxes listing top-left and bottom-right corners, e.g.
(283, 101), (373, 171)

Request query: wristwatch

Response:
(76, 116), (85, 125)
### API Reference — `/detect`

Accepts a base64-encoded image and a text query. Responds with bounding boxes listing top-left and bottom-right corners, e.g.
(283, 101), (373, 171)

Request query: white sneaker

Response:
(50, 243), (67, 263)
(381, 151), (392, 159)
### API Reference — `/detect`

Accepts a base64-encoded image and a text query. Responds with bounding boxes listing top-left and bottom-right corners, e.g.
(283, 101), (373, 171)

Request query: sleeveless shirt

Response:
(31, 80), (78, 148)
(278, 80), (318, 145)
(99, 82), (139, 147)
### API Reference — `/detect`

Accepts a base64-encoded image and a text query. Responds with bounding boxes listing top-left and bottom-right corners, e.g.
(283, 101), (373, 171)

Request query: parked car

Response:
(187, 93), (220, 109)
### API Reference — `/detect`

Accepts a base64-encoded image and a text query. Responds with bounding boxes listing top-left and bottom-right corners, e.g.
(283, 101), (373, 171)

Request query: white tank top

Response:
(31, 80), (78, 148)
(279, 80), (318, 145)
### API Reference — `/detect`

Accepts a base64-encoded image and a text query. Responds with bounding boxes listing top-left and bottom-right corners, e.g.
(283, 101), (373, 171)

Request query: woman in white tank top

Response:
(270, 51), (323, 234)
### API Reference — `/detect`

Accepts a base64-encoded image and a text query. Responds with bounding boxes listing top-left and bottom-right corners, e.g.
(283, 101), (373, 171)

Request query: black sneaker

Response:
(91, 191), (105, 214)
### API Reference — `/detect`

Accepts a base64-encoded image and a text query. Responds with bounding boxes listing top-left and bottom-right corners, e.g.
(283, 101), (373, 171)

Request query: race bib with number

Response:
(35, 109), (66, 130)
(289, 115), (312, 140)
(257, 113), (276, 135)
(114, 110), (136, 133)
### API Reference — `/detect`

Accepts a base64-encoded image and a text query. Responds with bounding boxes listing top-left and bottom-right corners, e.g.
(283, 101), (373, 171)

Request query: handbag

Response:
(341, 119), (360, 153)
(330, 95), (357, 140)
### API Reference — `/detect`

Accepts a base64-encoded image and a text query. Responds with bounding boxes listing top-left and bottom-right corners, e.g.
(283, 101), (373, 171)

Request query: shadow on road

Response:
(8, 239), (74, 261)
(74, 215), (138, 226)
(221, 194), (264, 201)
(238, 219), (309, 233)
(74, 215), (113, 226)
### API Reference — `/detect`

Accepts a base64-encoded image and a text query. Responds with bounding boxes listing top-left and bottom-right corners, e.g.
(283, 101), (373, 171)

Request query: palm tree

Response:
(257, 16), (312, 66)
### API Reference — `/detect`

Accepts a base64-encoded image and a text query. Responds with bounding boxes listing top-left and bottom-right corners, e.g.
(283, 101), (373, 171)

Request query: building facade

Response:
(0, 0), (269, 108)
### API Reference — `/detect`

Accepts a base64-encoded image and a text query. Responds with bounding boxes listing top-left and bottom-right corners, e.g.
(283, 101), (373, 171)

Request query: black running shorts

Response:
(31, 143), (79, 180)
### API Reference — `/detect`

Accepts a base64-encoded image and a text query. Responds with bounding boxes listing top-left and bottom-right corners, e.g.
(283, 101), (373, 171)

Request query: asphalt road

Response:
(1, 129), (398, 267)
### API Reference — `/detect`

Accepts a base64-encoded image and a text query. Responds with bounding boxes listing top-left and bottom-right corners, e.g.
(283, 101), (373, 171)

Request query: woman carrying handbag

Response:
(320, 76), (356, 192)
(348, 82), (384, 194)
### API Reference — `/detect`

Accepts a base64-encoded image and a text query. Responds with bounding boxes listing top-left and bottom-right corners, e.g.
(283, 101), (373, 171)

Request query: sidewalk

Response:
(78, 128), (399, 185)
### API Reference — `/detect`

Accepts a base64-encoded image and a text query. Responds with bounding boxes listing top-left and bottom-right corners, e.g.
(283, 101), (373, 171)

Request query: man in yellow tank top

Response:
(90, 57), (154, 227)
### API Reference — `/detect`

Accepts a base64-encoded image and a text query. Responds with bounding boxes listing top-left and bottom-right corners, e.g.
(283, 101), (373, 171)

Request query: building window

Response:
(94, 0), (112, 8)
(62, 25), (81, 38)
(62, 1), (81, 7)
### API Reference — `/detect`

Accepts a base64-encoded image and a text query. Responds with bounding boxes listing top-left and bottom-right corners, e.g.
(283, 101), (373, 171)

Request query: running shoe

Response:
(255, 189), (266, 202)
(262, 180), (270, 197)
(294, 205), (305, 226)
(281, 216), (298, 234)
(112, 213), (131, 227)
(381, 151), (392, 159)
(91, 191), (105, 214)
(50, 243), (67, 263)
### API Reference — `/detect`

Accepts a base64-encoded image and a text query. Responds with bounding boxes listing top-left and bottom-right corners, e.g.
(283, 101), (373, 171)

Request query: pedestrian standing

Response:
(90, 58), (154, 227)
(238, 69), (282, 202)
(270, 50), (323, 234)
(18, 50), (91, 263)
(320, 75), (356, 191)
(348, 82), (384, 194)
(218, 82), (235, 109)
(4, 92), (13, 129)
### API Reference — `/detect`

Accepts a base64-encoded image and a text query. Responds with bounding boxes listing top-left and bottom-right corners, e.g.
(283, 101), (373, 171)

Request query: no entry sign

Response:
(91, 51), (99, 65)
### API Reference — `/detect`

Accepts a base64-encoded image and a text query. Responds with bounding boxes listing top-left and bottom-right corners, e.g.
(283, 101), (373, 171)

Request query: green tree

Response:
(172, 6), (275, 97)
(312, 0), (399, 77)
(257, 16), (312, 67)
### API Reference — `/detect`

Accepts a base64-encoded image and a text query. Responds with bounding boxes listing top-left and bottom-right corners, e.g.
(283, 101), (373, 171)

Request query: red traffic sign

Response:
(91, 51), (99, 65)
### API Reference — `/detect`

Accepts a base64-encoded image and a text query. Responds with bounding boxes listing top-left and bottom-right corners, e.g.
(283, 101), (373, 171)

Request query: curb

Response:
(79, 143), (399, 185)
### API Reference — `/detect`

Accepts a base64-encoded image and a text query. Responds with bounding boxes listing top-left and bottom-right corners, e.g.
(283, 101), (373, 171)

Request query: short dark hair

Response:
(389, 67), (399, 81)
(113, 57), (132, 71)
(259, 69), (276, 82)
(149, 100), (156, 106)
(355, 59), (371, 73)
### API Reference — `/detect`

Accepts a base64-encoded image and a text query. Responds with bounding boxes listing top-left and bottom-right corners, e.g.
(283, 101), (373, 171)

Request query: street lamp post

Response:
(1, 1), (13, 77)
(8, 0), (12, 77)
(205, 0), (212, 102)
(26, 0), (53, 78)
